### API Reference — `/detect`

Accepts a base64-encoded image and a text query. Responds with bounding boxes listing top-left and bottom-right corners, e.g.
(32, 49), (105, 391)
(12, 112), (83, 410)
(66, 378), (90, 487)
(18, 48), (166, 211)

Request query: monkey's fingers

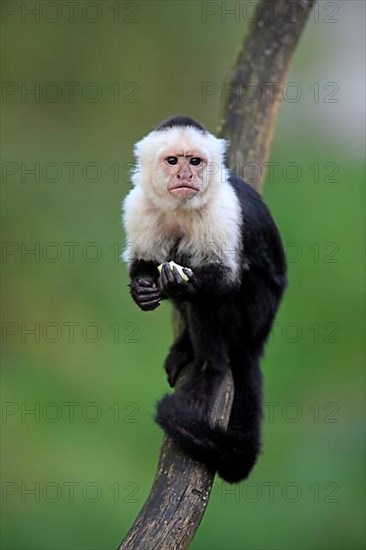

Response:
(161, 263), (175, 287)
(139, 298), (161, 311)
(182, 267), (197, 286)
(172, 266), (185, 285)
(137, 293), (162, 304)
(136, 287), (161, 298)
(138, 277), (157, 288)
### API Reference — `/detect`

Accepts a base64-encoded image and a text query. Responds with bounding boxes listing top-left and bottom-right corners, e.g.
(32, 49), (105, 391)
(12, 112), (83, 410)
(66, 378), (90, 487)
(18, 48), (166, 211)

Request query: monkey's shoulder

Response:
(227, 172), (273, 227)
(227, 172), (287, 278)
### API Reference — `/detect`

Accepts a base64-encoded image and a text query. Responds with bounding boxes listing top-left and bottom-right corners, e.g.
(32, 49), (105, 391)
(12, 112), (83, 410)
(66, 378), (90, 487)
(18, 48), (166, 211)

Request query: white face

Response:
(133, 126), (227, 210)
(157, 147), (208, 200)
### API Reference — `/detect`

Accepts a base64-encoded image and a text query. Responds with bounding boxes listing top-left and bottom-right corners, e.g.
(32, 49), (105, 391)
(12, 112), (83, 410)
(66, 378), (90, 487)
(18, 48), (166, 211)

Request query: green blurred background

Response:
(1, 1), (365, 549)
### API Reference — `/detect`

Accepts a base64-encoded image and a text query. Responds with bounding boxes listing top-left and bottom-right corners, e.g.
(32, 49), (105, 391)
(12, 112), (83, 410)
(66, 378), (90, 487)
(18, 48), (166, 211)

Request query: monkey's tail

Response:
(155, 367), (261, 483)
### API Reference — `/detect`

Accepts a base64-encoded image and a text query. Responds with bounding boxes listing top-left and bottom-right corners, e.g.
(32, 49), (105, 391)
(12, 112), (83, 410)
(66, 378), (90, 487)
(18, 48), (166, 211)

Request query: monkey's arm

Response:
(129, 259), (162, 311)
(160, 262), (239, 302)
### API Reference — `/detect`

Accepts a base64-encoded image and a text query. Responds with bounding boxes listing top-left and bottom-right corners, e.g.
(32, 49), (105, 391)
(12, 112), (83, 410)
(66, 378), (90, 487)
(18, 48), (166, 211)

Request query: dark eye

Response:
(190, 157), (202, 166)
(166, 156), (178, 165)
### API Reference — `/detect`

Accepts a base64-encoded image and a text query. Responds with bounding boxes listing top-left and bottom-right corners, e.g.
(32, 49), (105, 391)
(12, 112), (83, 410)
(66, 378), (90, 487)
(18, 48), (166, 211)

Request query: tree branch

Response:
(118, 1), (314, 548)
(219, 0), (316, 191)
(120, 362), (234, 550)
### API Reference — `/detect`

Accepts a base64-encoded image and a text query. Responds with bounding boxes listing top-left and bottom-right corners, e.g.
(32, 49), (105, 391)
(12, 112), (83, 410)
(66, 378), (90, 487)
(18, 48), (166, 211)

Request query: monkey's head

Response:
(132, 116), (228, 210)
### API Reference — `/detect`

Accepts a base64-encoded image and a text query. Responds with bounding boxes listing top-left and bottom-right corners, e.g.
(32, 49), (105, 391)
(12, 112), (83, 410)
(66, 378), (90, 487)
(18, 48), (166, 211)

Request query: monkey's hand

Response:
(159, 262), (196, 300)
(130, 277), (162, 311)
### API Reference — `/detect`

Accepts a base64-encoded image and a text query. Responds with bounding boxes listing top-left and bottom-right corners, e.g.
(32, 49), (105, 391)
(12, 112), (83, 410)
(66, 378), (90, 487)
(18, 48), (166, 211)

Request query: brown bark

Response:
(218, 0), (315, 191)
(120, 363), (234, 550)
(119, 1), (315, 549)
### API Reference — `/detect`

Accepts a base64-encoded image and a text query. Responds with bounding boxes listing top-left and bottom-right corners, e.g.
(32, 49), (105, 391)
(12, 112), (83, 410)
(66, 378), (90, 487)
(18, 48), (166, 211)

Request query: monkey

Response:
(122, 115), (287, 483)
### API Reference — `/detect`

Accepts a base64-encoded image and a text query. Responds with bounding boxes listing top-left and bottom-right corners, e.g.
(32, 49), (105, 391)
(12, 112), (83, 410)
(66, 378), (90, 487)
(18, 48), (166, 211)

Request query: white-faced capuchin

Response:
(122, 115), (287, 483)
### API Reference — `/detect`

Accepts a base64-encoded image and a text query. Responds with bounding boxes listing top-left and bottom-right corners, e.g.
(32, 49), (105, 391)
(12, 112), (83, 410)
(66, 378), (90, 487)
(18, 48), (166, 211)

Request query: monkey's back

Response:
(228, 173), (287, 355)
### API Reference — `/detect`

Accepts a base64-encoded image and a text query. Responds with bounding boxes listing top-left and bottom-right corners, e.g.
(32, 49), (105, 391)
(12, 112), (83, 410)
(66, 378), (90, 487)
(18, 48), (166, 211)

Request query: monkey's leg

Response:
(164, 329), (194, 387)
(163, 304), (195, 387)
(183, 307), (231, 404)
(182, 353), (229, 405)
(160, 303), (230, 407)
(156, 358), (262, 483)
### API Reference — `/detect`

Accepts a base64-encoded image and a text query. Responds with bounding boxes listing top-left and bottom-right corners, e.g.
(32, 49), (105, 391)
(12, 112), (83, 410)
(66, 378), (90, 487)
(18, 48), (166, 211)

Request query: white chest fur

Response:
(123, 181), (242, 279)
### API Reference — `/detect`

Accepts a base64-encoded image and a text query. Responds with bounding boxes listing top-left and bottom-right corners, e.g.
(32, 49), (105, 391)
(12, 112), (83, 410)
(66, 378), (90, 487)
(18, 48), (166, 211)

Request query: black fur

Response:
(154, 115), (207, 133)
(128, 143), (287, 483)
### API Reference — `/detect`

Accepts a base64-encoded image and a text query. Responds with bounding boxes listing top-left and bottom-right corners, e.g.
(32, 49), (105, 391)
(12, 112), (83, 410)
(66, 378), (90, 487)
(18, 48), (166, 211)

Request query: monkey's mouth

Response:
(169, 185), (199, 199)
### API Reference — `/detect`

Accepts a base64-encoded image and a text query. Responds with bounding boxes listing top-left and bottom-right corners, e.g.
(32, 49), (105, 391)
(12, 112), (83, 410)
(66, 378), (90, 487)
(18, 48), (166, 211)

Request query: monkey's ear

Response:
(133, 131), (160, 165)
(130, 163), (140, 187)
(132, 135), (147, 162)
(217, 137), (229, 157)
(205, 134), (229, 165)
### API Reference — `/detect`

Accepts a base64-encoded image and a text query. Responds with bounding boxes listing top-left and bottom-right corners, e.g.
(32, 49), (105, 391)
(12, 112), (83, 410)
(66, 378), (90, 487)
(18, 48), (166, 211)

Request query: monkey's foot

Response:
(156, 393), (260, 483)
(164, 346), (192, 387)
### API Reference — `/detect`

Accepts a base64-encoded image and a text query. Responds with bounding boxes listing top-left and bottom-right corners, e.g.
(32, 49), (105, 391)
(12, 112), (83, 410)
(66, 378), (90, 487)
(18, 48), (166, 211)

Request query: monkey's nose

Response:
(177, 171), (192, 180)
